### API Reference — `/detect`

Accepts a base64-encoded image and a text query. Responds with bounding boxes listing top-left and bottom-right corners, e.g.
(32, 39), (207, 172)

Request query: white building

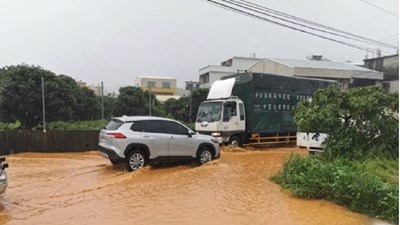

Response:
(199, 56), (261, 88)
(363, 54), (399, 93)
(199, 56), (383, 90)
(249, 57), (383, 90)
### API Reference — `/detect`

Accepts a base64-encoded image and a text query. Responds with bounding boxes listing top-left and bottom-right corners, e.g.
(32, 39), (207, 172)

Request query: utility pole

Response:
(189, 90), (192, 123)
(41, 76), (46, 133)
(101, 81), (104, 122)
(149, 87), (152, 116)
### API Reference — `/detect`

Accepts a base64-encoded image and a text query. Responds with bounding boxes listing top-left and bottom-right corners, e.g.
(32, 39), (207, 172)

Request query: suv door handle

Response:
(169, 136), (175, 139)
(143, 135), (150, 138)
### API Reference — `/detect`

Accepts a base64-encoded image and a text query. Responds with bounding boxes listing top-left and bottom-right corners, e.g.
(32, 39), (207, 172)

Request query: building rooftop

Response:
(270, 58), (375, 72)
(137, 76), (176, 80)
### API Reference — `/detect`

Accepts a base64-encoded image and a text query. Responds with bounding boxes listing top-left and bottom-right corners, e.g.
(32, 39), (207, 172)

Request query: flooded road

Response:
(0, 147), (383, 225)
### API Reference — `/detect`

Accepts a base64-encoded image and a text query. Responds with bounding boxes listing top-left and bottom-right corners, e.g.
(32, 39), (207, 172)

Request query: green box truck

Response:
(195, 73), (336, 146)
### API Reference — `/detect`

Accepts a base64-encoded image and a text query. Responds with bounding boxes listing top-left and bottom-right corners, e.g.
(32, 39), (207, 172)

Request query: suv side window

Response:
(142, 120), (161, 133)
(161, 121), (188, 135)
(130, 121), (144, 132)
(105, 119), (123, 130)
(130, 120), (161, 133)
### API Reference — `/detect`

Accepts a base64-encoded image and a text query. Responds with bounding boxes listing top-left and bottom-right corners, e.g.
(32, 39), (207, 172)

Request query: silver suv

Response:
(98, 116), (220, 171)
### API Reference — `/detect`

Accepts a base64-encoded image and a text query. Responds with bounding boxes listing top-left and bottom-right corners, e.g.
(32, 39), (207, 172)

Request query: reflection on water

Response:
(0, 148), (385, 225)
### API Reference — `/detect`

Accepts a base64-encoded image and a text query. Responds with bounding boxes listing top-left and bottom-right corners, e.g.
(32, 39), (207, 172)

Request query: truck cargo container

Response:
(195, 73), (336, 146)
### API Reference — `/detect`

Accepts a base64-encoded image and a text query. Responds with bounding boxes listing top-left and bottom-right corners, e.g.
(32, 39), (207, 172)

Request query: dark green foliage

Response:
(114, 86), (147, 116)
(164, 88), (208, 123)
(0, 65), (101, 128)
(101, 95), (117, 120)
(271, 154), (399, 223)
(164, 97), (189, 121)
(113, 86), (166, 117)
(295, 86), (399, 159)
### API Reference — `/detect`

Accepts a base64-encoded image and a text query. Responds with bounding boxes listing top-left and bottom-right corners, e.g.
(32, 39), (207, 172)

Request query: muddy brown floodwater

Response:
(0, 147), (389, 225)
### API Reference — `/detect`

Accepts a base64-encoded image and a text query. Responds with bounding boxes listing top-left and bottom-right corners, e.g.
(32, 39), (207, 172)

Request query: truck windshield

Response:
(196, 102), (222, 122)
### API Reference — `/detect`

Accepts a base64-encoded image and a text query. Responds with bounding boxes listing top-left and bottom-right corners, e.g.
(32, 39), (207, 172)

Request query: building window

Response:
(162, 82), (171, 88)
(147, 81), (156, 88)
(200, 73), (209, 85)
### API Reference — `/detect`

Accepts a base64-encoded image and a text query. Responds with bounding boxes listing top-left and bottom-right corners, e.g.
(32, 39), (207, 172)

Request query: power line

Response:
(221, 0), (396, 48)
(360, 0), (399, 17)
(234, 0), (397, 49)
(201, 0), (382, 53)
(328, 34), (398, 61)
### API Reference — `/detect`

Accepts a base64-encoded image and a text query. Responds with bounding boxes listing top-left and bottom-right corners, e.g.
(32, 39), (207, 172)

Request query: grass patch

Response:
(271, 154), (399, 223)
(47, 120), (107, 130)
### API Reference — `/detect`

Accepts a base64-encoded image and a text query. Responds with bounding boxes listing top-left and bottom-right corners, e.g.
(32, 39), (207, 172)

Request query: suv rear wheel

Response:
(126, 150), (147, 172)
(197, 147), (213, 165)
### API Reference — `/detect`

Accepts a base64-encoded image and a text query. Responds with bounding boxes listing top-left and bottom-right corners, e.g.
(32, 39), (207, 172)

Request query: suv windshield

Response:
(196, 102), (222, 122)
(104, 119), (123, 130)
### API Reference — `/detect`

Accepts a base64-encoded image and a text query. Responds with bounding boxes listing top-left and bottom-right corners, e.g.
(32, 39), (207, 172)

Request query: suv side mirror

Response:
(188, 130), (195, 137)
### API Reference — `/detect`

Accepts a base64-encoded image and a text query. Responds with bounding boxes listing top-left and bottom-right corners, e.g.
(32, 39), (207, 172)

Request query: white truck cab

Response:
(195, 78), (246, 145)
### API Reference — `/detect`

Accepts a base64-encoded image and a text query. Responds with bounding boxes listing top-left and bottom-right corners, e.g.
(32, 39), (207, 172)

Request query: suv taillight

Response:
(107, 133), (126, 139)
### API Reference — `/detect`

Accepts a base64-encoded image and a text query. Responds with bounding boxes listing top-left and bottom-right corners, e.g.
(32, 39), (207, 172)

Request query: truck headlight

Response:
(211, 132), (221, 137)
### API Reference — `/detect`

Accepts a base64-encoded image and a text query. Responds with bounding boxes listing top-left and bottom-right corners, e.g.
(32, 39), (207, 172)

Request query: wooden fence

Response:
(0, 130), (99, 155)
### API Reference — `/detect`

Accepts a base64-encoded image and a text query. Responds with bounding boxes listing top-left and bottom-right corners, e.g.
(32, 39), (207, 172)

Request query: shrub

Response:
(271, 154), (399, 223)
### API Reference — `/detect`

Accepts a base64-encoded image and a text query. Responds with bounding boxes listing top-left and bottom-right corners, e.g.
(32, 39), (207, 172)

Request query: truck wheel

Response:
(125, 150), (147, 172)
(197, 147), (213, 165)
(230, 136), (242, 147)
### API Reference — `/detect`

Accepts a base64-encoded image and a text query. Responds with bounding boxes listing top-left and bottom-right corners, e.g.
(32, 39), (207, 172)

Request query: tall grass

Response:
(47, 120), (107, 130)
(271, 154), (399, 223)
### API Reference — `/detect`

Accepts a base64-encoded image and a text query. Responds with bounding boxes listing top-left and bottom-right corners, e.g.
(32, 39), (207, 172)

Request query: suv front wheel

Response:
(197, 147), (213, 165)
(126, 150), (147, 172)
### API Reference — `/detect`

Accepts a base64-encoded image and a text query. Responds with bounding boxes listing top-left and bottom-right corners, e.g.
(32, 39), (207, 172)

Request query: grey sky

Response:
(0, 0), (398, 92)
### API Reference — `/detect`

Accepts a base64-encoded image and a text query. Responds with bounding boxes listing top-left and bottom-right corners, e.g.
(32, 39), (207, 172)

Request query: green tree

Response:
(101, 95), (117, 119)
(163, 88), (208, 123)
(0, 65), (101, 128)
(0, 65), (61, 128)
(294, 86), (399, 159)
(114, 86), (148, 116)
(164, 97), (189, 121)
(75, 87), (100, 121)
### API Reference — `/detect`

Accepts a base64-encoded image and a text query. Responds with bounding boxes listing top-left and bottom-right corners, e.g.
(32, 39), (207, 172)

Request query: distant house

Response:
(76, 81), (102, 96)
(199, 56), (261, 88)
(185, 81), (200, 91)
(363, 54), (399, 93)
(134, 76), (181, 103)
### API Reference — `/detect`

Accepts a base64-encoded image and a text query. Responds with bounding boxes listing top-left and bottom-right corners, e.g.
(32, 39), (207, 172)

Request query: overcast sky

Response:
(0, 0), (398, 92)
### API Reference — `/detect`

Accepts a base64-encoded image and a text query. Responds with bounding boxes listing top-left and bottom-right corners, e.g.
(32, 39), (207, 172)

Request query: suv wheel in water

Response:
(198, 147), (213, 165)
(126, 150), (146, 172)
